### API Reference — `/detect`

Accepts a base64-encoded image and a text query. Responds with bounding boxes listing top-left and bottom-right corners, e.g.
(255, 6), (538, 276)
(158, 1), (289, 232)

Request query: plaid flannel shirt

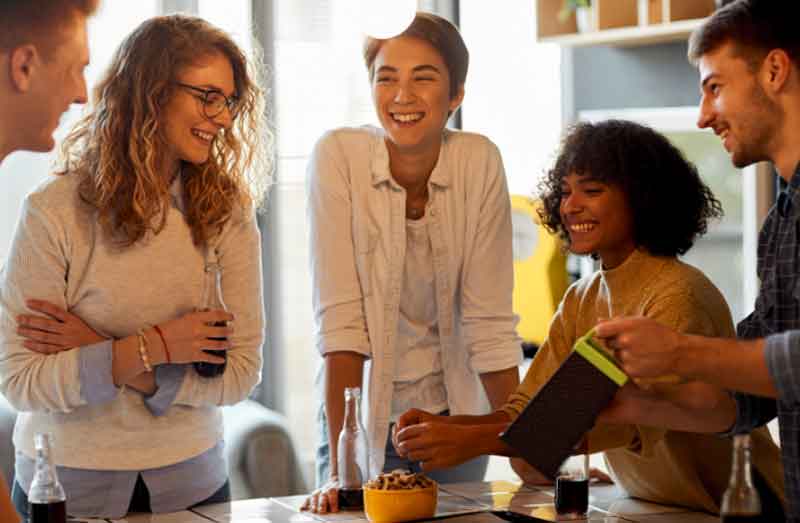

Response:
(733, 165), (800, 522)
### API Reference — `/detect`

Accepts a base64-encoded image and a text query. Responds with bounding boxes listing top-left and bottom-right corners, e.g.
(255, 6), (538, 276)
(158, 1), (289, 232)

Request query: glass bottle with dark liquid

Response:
(337, 387), (369, 510)
(720, 434), (761, 522)
(194, 263), (228, 378)
(29, 432), (67, 523)
(554, 453), (589, 519)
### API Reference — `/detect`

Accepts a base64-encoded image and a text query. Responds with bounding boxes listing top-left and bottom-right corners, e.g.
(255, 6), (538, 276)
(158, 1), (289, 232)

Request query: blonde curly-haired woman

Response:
(0, 14), (272, 519)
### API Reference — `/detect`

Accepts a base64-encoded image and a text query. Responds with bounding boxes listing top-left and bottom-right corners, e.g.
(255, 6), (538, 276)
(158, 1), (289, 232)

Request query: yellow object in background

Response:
(511, 195), (569, 348)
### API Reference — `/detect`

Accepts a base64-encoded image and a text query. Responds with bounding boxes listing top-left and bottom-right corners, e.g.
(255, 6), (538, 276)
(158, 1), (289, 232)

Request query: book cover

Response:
(499, 330), (628, 479)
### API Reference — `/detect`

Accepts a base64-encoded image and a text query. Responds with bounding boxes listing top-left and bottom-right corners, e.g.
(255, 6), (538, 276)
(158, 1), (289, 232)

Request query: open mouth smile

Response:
(192, 128), (215, 143)
(391, 112), (424, 124)
(569, 223), (596, 233)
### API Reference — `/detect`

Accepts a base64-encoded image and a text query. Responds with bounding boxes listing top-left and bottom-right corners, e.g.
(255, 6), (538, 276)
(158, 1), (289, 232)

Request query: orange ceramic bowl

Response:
(363, 482), (438, 523)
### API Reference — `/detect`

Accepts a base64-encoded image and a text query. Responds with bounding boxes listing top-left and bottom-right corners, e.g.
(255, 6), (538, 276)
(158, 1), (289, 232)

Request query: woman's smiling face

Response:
(161, 51), (236, 171)
(370, 35), (463, 156)
(559, 172), (637, 269)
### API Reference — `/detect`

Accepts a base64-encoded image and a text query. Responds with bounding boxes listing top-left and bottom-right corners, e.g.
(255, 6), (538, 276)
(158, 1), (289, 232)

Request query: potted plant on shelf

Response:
(559, 0), (593, 34)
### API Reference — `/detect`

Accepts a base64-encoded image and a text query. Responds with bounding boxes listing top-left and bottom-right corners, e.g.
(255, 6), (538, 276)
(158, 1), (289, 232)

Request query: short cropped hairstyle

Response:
(538, 120), (723, 258)
(363, 12), (468, 98)
(0, 0), (98, 54)
(688, 0), (800, 69)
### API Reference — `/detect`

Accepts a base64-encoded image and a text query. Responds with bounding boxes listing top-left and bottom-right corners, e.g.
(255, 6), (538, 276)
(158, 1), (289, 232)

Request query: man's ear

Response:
(8, 44), (38, 93)
(762, 48), (791, 94)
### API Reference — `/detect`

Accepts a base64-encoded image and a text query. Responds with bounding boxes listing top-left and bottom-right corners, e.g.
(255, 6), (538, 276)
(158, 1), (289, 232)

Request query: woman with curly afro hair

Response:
(393, 119), (785, 517)
(539, 119), (721, 260)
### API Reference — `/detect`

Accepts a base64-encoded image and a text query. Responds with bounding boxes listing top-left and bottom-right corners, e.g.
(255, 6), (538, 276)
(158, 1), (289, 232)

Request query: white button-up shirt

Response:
(307, 125), (521, 475)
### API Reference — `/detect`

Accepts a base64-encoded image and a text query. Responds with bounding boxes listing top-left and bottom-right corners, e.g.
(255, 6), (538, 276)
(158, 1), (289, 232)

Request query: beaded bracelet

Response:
(136, 329), (153, 372)
(152, 324), (171, 364)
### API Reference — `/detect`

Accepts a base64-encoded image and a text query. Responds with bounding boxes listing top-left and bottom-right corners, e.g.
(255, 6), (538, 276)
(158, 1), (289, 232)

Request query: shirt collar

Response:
(370, 126), (451, 188)
(778, 163), (800, 217)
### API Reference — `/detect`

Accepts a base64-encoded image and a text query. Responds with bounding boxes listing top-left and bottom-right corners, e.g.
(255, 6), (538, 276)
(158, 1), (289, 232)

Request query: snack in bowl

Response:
(363, 470), (438, 523)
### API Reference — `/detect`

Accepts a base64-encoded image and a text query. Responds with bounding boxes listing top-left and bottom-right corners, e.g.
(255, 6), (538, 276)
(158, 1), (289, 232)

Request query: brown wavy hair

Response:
(56, 14), (273, 248)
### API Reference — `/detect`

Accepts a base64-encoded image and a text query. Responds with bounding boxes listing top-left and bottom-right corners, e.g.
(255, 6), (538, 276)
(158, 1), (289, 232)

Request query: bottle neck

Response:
(728, 434), (755, 490)
(29, 434), (65, 504)
(213, 267), (222, 290)
(202, 264), (225, 310)
(730, 443), (755, 488)
(343, 394), (358, 430)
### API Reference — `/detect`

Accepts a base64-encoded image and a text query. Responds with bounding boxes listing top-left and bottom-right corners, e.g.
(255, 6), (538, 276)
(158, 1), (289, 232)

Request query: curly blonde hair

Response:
(57, 14), (273, 248)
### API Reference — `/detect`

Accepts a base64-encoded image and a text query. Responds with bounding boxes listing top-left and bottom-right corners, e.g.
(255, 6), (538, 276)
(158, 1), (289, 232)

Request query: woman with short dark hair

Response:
(539, 119), (720, 258)
(395, 120), (786, 517)
(303, 12), (521, 514)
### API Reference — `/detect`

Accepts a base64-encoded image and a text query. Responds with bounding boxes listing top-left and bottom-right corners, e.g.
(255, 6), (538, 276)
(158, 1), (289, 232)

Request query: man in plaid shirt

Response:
(594, 1), (800, 521)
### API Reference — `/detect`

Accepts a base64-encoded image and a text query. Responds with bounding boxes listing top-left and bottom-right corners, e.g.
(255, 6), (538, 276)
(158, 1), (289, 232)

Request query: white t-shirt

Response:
(392, 216), (447, 419)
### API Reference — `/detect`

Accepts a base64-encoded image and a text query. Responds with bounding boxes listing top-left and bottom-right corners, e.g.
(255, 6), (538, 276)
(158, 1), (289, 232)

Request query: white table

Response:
(95, 480), (720, 523)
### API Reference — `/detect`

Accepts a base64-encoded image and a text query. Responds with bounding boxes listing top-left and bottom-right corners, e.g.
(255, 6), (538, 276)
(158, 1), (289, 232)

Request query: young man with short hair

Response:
(0, 2), (98, 520)
(596, 1), (800, 520)
(0, 0), (98, 163)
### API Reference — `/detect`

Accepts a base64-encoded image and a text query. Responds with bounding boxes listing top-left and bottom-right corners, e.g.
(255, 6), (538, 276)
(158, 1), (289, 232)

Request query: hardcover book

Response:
(499, 330), (628, 479)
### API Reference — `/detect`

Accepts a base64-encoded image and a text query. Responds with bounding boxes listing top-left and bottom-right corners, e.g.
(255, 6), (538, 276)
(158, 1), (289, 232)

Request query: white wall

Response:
(460, 1), (562, 198)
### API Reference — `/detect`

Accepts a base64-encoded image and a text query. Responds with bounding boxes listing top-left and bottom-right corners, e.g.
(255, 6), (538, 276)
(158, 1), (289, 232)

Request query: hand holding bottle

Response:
(194, 263), (229, 377)
(153, 310), (233, 365)
(302, 387), (369, 514)
(301, 477), (341, 514)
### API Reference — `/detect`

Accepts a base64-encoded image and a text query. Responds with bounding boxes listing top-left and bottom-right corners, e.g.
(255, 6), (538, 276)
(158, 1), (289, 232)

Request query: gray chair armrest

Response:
(0, 395), (16, 487)
(223, 399), (307, 499)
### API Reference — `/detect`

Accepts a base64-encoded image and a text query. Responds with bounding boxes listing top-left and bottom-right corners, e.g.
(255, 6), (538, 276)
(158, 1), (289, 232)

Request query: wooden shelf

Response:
(539, 17), (705, 48)
(535, 0), (715, 48)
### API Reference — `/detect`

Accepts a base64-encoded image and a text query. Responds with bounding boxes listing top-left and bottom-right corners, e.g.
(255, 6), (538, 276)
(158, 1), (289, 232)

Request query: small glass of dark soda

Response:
(554, 454), (589, 519)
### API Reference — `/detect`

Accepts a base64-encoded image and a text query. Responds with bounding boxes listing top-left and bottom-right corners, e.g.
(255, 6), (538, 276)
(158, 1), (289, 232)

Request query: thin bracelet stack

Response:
(152, 324), (171, 363)
(136, 329), (153, 372)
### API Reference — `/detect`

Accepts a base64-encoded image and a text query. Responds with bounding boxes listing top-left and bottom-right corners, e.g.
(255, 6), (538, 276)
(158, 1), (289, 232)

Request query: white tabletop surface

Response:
(91, 480), (720, 523)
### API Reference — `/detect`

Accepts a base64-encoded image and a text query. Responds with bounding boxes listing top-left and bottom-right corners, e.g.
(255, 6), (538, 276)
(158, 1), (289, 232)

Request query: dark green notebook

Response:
(499, 330), (628, 479)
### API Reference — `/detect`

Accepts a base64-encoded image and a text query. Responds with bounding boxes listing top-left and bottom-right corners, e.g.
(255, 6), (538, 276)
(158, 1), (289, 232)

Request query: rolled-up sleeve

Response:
(721, 332), (788, 434)
(460, 140), (521, 374)
(766, 330), (800, 404)
(144, 364), (187, 416)
(306, 132), (371, 358)
(78, 341), (119, 406)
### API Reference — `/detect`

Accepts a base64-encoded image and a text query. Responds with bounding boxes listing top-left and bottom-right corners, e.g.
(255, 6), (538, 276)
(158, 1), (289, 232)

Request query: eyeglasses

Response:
(177, 83), (240, 120)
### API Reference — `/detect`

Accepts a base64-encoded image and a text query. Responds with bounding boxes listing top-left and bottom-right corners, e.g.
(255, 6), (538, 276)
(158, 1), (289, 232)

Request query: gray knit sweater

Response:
(0, 173), (264, 470)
